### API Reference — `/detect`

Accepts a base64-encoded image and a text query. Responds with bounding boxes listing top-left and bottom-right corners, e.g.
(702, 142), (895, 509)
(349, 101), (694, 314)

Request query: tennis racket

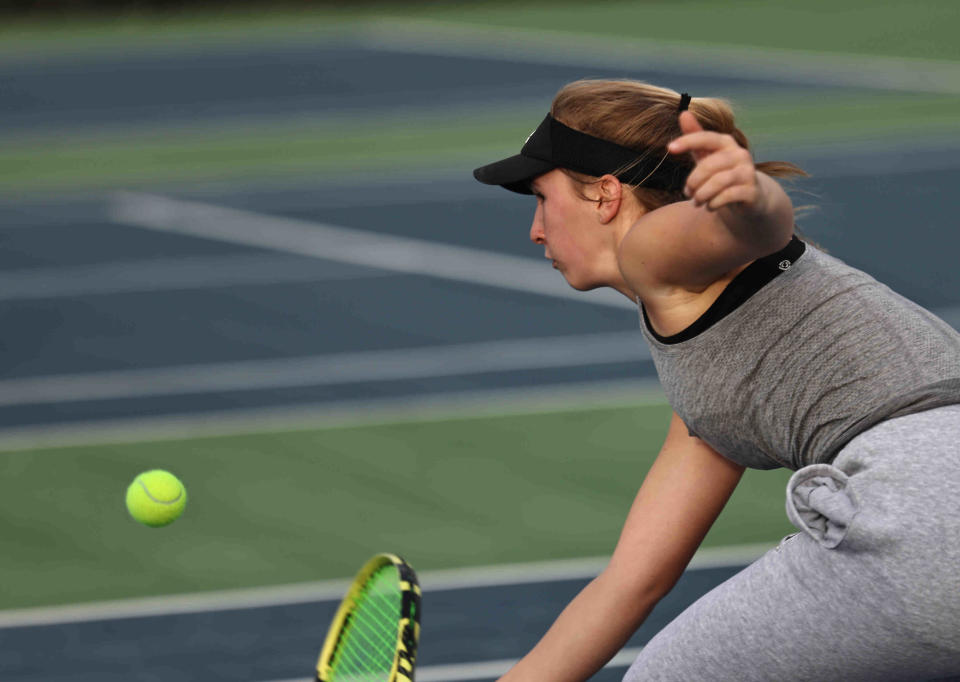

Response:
(315, 553), (421, 682)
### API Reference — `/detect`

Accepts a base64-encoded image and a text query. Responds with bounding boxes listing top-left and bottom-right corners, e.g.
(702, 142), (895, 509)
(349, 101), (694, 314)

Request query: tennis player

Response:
(473, 80), (960, 681)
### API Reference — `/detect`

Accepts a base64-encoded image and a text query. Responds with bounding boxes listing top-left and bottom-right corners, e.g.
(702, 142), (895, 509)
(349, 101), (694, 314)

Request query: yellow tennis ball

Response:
(126, 469), (187, 527)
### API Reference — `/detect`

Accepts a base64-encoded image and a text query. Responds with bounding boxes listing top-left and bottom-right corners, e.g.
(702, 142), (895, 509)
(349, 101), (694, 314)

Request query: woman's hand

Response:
(668, 111), (766, 214)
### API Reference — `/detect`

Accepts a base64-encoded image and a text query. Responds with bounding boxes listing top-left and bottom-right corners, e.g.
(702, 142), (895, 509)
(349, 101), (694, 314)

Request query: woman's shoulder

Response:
(617, 201), (783, 307)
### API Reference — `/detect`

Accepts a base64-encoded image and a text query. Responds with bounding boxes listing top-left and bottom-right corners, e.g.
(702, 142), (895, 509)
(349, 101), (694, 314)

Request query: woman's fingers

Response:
(668, 130), (735, 160)
(704, 184), (758, 212)
(669, 116), (757, 210)
(684, 152), (757, 205)
(684, 147), (751, 194)
(689, 161), (757, 209)
(677, 110), (703, 136)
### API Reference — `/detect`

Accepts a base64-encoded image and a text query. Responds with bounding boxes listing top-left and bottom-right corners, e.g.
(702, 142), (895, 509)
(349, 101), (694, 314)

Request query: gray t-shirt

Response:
(640, 241), (960, 470)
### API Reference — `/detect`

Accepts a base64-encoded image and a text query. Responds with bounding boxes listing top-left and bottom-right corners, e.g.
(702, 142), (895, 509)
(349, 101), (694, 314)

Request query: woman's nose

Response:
(529, 205), (545, 244)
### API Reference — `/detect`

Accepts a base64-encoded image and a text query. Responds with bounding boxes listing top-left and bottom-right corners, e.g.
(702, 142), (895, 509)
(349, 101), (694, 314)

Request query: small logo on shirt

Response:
(779, 260), (792, 271)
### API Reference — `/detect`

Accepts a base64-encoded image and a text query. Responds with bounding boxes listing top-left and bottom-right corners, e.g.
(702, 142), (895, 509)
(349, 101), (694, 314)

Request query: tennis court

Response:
(1, 4), (959, 680)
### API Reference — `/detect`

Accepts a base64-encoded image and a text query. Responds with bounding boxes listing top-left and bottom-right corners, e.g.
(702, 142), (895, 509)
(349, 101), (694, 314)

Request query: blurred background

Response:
(1, 1), (959, 680)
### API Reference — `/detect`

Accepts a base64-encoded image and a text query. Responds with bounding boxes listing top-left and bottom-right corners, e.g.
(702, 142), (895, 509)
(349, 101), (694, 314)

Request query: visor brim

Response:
(473, 154), (556, 195)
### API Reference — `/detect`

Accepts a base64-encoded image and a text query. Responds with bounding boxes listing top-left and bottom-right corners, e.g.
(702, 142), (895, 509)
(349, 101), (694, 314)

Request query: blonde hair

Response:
(550, 79), (807, 211)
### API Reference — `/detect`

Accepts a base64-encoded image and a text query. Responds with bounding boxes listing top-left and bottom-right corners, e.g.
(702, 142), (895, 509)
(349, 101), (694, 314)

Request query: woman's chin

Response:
(562, 273), (602, 292)
(554, 262), (601, 291)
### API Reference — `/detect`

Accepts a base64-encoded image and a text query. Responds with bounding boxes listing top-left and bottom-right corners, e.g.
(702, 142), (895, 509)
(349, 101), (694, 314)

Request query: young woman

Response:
(473, 80), (960, 681)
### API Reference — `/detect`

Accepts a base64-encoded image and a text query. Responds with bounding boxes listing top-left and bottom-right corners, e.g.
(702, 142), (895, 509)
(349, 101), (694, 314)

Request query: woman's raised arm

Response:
(618, 112), (796, 296)
(498, 412), (745, 682)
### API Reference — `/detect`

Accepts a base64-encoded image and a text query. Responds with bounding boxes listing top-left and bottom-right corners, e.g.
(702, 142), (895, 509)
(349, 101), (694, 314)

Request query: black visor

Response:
(473, 114), (691, 195)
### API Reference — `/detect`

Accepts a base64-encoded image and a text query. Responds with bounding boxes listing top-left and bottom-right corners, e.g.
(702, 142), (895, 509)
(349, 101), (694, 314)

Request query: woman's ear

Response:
(595, 174), (623, 224)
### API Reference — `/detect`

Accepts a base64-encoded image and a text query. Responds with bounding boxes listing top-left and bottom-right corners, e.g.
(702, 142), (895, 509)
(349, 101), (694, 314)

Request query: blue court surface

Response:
(2, 556), (760, 681)
(1, 28), (959, 682)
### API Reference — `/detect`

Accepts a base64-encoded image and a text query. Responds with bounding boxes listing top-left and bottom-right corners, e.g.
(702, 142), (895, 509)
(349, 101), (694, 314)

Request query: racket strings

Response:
(329, 567), (403, 681)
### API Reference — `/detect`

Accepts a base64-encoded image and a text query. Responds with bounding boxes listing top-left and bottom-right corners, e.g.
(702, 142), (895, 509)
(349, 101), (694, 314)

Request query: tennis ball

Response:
(125, 469), (187, 527)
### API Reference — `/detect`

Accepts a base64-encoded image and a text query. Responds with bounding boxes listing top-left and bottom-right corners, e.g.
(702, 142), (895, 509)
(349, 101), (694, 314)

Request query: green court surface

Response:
(3, 0), (959, 62)
(0, 403), (793, 610)
(5, 90), (960, 194)
(3, 2), (959, 195)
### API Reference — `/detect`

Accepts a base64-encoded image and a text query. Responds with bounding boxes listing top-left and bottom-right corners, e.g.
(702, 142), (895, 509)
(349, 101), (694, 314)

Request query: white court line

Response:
(0, 543), (770, 629)
(263, 647), (645, 682)
(0, 331), (649, 407)
(0, 253), (388, 301)
(4, 303), (957, 409)
(108, 191), (634, 311)
(357, 19), (960, 95)
(0, 377), (666, 453)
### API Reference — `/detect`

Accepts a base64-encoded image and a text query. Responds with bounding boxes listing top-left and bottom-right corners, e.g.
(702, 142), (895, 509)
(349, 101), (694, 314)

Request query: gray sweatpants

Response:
(623, 405), (960, 682)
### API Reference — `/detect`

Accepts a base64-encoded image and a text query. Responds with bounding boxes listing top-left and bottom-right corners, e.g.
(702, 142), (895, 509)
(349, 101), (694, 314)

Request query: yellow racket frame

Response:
(316, 553), (421, 682)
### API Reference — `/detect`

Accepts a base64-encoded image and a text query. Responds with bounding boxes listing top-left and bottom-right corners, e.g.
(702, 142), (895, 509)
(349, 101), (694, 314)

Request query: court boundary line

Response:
(357, 18), (960, 95)
(0, 378), (666, 453)
(108, 191), (634, 310)
(1, 303), (955, 439)
(0, 543), (770, 629)
(0, 252), (391, 301)
(262, 646), (645, 682)
(0, 331), (651, 407)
